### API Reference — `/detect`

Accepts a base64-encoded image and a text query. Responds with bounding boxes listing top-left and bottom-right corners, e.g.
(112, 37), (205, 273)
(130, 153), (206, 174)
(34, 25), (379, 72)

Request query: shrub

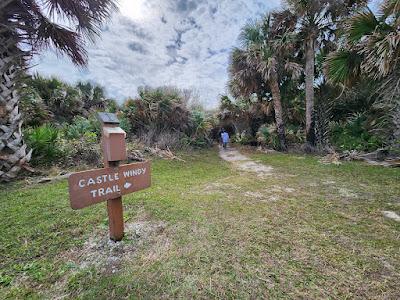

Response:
(106, 99), (119, 113)
(123, 87), (191, 133)
(20, 87), (53, 127)
(47, 85), (84, 122)
(23, 75), (114, 125)
(25, 124), (60, 165)
(59, 132), (101, 167)
(286, 124), (304, 144)
(63, 115), (100, 140)
(76, 81), (107, 110)
(184, 110), (213, 148)
(256, 124), (280, 149)
(136, 129), (184, 150)
(27, 75), (64, 101)
(122, 86), (212, 149)
(234, 130), (254, 145)
(330, 113), (384, 151)
(119, 117), (132, 135)
(181, 135), (210, 148)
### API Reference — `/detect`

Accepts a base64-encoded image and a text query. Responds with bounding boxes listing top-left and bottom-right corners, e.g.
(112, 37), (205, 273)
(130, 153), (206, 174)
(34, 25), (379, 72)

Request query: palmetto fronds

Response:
(325, 49), (363, 85)
(124, 87), (191, 133)
(284, 61), (303, 80)
(347, 8), (379, 44)
(361, 31), (400, 79)
(238, 21), (265, 48)
(326, 0), (400, 84)
(1, 0), (117, 65)
(229, 48), (263, 99)
(0, 1), (117, 181)
(325, 0), (400, 142)
(381, 0), (400, 16)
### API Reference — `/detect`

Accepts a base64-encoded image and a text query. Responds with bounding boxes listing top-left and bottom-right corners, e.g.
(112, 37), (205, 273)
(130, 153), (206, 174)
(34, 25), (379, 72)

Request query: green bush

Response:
(121, 87), (212, 149)
(184, 110), (213, 148)
(286, 124), (304, 144)
(106, 99), (119, 113)
(20, 87), (52, 127)
(234, 130), (254, 145)
(330, 114), (384, 151)
(25, 124), (61, 165)
(63, 116), (100, 140)
(256, 124), (280, 149)
(119, 117), (132, 135)
(181, 135), (210, 148)
(46, 84), (84, 122)
(59, 132), (101, 167)
(123, 87), (191, 133)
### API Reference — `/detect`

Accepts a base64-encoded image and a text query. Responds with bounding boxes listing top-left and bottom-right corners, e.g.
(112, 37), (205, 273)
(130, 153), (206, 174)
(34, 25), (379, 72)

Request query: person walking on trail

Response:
(221, 129), (230, 149)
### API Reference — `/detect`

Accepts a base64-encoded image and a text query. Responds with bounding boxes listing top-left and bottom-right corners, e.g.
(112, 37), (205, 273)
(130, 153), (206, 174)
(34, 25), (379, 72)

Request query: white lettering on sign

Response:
(123, 168), (146, 178)
(78, 173), (119, 188)
(69, 161), (151, 210)
(90, 184), (121, 198)
(75, 169), (145, 199)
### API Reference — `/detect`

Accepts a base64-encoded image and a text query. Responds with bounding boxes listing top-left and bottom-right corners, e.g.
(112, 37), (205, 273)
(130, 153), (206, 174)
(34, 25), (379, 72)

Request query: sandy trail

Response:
(219, 147), (273, 177)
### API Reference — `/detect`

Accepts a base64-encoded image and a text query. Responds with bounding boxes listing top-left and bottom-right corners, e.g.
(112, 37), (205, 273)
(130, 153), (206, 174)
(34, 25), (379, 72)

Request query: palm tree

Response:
(325, 0), (400, 141)
(229, 48), (265, 100)
(285, 0), (367, 148)
(326, 0), (399, 91)
(0, 0), (116, 181)
(229, 12), (300, 151)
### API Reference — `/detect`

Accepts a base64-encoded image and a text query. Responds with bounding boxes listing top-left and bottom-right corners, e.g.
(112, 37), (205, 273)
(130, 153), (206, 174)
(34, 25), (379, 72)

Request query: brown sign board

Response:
(69, 161), (151, 210)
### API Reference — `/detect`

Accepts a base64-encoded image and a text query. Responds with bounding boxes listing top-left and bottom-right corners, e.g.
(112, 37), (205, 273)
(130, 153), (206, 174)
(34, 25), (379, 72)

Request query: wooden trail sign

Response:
(68, 161), (151, 209)
(68, 112), (151, 241)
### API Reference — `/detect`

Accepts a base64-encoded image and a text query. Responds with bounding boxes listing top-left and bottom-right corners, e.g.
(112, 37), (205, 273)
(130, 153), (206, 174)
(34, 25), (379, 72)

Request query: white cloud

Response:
(32, 0), (281, 108)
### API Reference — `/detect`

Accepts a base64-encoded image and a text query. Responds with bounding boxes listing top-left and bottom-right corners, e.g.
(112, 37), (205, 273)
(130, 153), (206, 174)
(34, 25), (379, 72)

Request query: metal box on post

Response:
(102, 127), (127, 162)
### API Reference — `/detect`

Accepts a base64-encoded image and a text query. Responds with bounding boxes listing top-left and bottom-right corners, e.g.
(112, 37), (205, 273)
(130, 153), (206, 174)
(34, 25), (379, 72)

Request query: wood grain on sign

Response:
(69, 161), (151, 209)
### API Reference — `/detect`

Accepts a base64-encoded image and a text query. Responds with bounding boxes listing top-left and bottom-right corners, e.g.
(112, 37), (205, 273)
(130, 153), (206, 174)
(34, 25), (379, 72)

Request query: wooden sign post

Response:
(68, 113), (151, 241)
(101, 113), (125, 241)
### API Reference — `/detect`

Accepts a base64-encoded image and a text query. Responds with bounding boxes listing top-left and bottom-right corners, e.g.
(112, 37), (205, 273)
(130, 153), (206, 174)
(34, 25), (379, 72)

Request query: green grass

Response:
(1, 148), (399, 299)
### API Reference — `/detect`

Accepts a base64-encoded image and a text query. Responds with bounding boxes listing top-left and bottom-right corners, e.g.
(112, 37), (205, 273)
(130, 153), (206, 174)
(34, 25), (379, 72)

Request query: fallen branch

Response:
(144, 146), (185, 162)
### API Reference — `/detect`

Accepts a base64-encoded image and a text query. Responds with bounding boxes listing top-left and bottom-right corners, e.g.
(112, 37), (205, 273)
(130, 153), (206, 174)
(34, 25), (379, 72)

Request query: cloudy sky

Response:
(32, 0), (281, 108)
(33, 0), (380, 108)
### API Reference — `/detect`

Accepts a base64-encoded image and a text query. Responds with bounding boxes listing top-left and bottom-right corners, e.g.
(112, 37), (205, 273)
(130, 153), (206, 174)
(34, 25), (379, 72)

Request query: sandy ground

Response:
(218, 146), (273, 177)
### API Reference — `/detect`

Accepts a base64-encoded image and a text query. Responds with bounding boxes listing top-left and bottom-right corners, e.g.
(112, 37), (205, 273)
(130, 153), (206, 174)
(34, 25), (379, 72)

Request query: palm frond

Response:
(238, 21), (263, 48)
(228, 47), (263, 98)
(34, 15), (87, 65)
(381, 0), (400, 18)
(285, 61), (303, 79)
(346, 7), (378, 44)
(325, 49), (362, 85)
(3, 0), (117, 66)
(44, 0), (117, 37)
(361, 29), (400, 78)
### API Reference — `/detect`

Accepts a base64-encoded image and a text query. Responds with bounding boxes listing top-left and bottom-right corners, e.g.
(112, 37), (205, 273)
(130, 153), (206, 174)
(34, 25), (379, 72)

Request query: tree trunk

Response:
(0, 35), (31, 182)
(269, 72), (287, 151)
(305, 35), (316, 147)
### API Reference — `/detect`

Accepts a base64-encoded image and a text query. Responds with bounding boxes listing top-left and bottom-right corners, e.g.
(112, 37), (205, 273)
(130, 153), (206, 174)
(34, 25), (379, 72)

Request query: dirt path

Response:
(219, 146), (273, 177)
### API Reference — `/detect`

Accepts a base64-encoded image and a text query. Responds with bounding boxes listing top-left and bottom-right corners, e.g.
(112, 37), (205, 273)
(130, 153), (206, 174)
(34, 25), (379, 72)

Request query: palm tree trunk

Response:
(0, 35), (31, 181)
(305, 35), (316, 147)
(269, 72), (287, 151)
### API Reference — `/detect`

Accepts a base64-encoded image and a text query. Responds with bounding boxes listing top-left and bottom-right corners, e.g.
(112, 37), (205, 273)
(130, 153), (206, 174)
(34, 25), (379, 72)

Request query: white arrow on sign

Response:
(124, 182), (132, 189)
